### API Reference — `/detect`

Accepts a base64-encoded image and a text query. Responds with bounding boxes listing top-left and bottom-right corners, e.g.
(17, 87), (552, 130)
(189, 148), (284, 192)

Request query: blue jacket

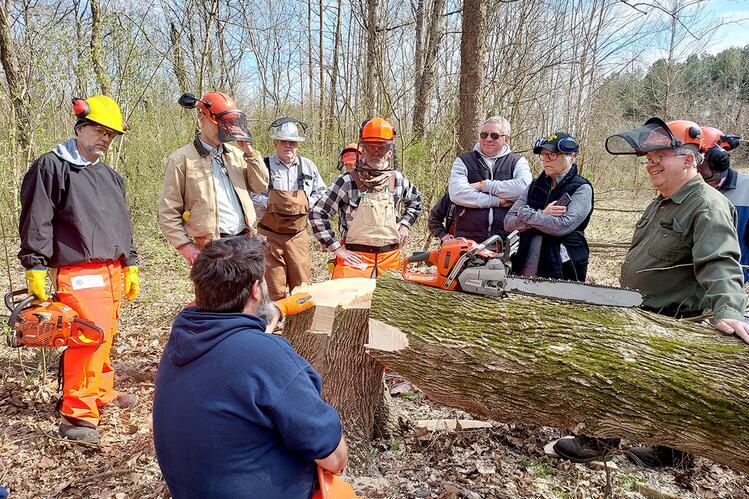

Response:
(153, 307), (342, 499)
(720, 168), (749, 281)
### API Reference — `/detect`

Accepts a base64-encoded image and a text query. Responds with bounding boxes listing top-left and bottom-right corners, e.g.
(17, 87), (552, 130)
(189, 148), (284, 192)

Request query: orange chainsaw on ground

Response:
(4, 290), (104, 348)
(312, 466), (357, 499)
(402, 232), (643, 307)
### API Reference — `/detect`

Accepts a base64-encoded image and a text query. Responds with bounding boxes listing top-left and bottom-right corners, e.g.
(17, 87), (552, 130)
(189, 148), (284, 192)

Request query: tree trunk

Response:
(281, 279), (387, 473)
(0, 1), (32, 152)
(456, 0), (486, 153)
(412, 0), (445, 139)
(326, 0), (343, 132)
(366, 273), (749, 474)
(169, 22), (189, 95)
(90, 0), (111, 96)
(363, 0), (380, 116)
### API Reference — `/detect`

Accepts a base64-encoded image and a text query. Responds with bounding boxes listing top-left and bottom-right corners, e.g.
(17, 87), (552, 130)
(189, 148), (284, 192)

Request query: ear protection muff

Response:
(705, 145), (730, 173)
(358, 119), (371, 141)
(72, 97), (90, 118)
(557, 136), (579, 153)
(688, 126), (702, 140)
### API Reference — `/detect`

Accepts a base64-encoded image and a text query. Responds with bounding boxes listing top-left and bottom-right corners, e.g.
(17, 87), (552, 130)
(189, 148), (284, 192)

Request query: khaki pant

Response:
(258, 227), (311, 300)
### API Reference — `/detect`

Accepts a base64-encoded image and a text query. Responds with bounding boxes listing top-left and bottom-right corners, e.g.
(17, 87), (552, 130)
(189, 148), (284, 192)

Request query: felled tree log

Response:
(282, 279), (387, 471)
(366, 273), (749, 473)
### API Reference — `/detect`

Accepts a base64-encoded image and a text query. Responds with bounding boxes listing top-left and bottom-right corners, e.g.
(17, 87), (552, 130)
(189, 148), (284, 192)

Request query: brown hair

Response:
(190, 237), (265, 313)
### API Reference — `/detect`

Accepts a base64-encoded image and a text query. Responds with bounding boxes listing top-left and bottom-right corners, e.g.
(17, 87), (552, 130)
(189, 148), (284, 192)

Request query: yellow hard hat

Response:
(72, 95), (128, 134)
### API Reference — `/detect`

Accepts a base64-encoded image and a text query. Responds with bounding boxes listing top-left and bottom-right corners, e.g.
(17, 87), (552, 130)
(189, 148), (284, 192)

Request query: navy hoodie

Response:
(153, 307), (342, 499)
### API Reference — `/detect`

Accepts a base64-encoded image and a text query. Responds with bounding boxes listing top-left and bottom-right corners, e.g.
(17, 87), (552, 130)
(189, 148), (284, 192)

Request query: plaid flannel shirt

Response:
(310, 170), (422, 251)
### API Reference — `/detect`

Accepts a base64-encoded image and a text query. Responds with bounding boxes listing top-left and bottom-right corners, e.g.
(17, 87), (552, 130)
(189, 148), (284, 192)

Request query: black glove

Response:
(705, 145), (730, 173)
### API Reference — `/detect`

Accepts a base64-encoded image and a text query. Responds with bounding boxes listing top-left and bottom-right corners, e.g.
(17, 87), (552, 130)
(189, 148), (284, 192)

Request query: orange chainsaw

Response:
(5, 290), (105, 348)
(312, 466), (357, 499)
(403, 232), (644, 307)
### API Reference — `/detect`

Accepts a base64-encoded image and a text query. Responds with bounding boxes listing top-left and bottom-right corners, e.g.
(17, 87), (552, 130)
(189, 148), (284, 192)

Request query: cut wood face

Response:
(292, 278), (376, 334)
(366, 319), (408, 351)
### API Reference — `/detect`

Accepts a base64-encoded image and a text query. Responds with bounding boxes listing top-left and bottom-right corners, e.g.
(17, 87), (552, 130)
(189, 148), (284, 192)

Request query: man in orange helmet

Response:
(338, 143), (361, 172)
(159, 92), (269, 265)
(310, 118), (422, 278)
(19, 95), (139, 443)
(552, 118), (749, 467)
(696, 126), (747, 280)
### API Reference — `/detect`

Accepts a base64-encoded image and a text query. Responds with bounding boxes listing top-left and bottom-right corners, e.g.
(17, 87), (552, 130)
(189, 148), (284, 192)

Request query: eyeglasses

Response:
(362, 142), (391, 154)
(480, 132), (506, 141)
(89, 124), (118, 140)
(540, 152), (559, 162)
(639, 152), (686, 166)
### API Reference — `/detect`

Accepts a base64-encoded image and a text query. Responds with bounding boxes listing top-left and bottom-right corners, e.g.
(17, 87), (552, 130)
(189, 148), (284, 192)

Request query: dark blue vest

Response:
(454, 151), (520, 242)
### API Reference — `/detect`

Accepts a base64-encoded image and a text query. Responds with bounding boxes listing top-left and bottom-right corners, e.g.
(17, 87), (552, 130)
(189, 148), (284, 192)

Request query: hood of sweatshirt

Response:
(165, 306), (268, 367)
(52, 139), (94, 167)
(473, 143), (511, 161)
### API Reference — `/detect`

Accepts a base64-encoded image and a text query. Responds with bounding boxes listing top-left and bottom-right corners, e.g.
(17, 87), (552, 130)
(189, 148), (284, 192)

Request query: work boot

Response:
(552, 435), (620, 463)
(59, 421), (99, 444)
(111, 393), (138, 409)
(626, 446), (694, 469)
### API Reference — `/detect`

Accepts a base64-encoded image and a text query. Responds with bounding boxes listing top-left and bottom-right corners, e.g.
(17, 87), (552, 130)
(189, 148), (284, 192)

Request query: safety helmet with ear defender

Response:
(72, 95), (128, 134)
(606, 117), (701, 155)
(178, 91), (253, 143)
(360, 117), (396, 143)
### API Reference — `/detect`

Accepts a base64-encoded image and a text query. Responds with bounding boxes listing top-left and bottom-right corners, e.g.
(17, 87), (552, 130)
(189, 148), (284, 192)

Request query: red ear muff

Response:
(72, 98), (89, 118)
(688, 126), (701, 139)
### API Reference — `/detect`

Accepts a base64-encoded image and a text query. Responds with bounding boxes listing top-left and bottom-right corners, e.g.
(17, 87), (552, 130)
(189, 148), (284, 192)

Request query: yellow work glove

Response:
(123, 266), (140, 301)
(275, 292), (315, 317)
(25, 269), (49, 301)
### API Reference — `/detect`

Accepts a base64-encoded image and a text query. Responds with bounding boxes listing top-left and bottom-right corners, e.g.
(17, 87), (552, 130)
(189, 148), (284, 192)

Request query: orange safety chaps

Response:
(54, 261), (123, 427)
(331, 248), (400, 279)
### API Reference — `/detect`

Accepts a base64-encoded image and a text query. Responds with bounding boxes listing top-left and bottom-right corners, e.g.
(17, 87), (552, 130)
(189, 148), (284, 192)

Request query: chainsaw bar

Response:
(459, 268), (643, 308)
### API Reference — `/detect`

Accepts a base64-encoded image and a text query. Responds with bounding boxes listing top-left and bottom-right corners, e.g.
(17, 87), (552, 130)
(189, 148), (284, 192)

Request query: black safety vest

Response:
(453, 151), (520, 242)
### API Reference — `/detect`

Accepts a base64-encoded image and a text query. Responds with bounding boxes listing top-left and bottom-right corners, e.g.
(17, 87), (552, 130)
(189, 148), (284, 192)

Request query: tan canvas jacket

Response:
(159, 138), (269, 249)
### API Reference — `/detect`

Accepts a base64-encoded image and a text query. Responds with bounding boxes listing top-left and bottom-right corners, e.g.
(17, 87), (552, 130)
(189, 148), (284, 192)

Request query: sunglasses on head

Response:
(480, 132), (505, 141)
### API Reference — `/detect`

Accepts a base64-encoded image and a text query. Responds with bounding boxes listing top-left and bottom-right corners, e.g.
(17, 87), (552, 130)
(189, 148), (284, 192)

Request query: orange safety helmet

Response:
(360, 117), (396, 143)
(665, 120), (703, 149)
(197, 92), (240, 124)
(338, 142), (362, 171)
(606, 117), (702, 155)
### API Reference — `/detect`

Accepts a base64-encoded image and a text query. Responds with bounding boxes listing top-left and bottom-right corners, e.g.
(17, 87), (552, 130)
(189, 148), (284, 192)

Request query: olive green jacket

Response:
(620, 175), (747, 322)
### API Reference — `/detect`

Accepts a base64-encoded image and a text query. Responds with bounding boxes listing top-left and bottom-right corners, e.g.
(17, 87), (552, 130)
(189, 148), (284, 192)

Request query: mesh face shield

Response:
(605, 118), (676, 155)
(215, 110), (253, 143)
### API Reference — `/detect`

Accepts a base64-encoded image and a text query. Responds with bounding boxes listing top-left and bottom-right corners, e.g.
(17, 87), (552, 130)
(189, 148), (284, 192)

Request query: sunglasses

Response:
(89, 124), (119, 140)
(480, 132), (506, 141)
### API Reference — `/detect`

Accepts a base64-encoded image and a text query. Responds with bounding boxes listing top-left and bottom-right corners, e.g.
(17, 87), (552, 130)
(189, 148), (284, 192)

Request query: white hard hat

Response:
(269, 117), (306, 142)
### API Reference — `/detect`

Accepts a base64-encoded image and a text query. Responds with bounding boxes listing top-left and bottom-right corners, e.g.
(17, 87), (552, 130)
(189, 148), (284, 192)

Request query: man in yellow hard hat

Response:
(18, 95), (139, 443)
(159, 92), (268, 265)
(309, 117), (422, 278)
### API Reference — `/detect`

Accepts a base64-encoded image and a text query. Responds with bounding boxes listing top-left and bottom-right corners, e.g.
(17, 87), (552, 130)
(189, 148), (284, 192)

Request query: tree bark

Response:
(0, 1), (32, 152)
(281, 279), (386, 473)
(456, 0), (486, 153)
(90, 0), (111, 96)
(412, 0), (445, 139)
(363, 0), (380, 116)
(366, 273), (749, 474)
(169, 22), (188, 95)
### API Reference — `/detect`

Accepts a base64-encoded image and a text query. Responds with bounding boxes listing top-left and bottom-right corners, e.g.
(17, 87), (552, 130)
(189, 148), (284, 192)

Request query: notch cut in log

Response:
(283, 278), (388, 472)
(366, 273), (749, 474)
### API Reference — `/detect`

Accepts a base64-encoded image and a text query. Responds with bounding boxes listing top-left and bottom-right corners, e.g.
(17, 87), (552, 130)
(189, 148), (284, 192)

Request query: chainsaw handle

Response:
(407, 251), (431, 264)
(8, 295), (34, 330)
(5, 289), (30, 312)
